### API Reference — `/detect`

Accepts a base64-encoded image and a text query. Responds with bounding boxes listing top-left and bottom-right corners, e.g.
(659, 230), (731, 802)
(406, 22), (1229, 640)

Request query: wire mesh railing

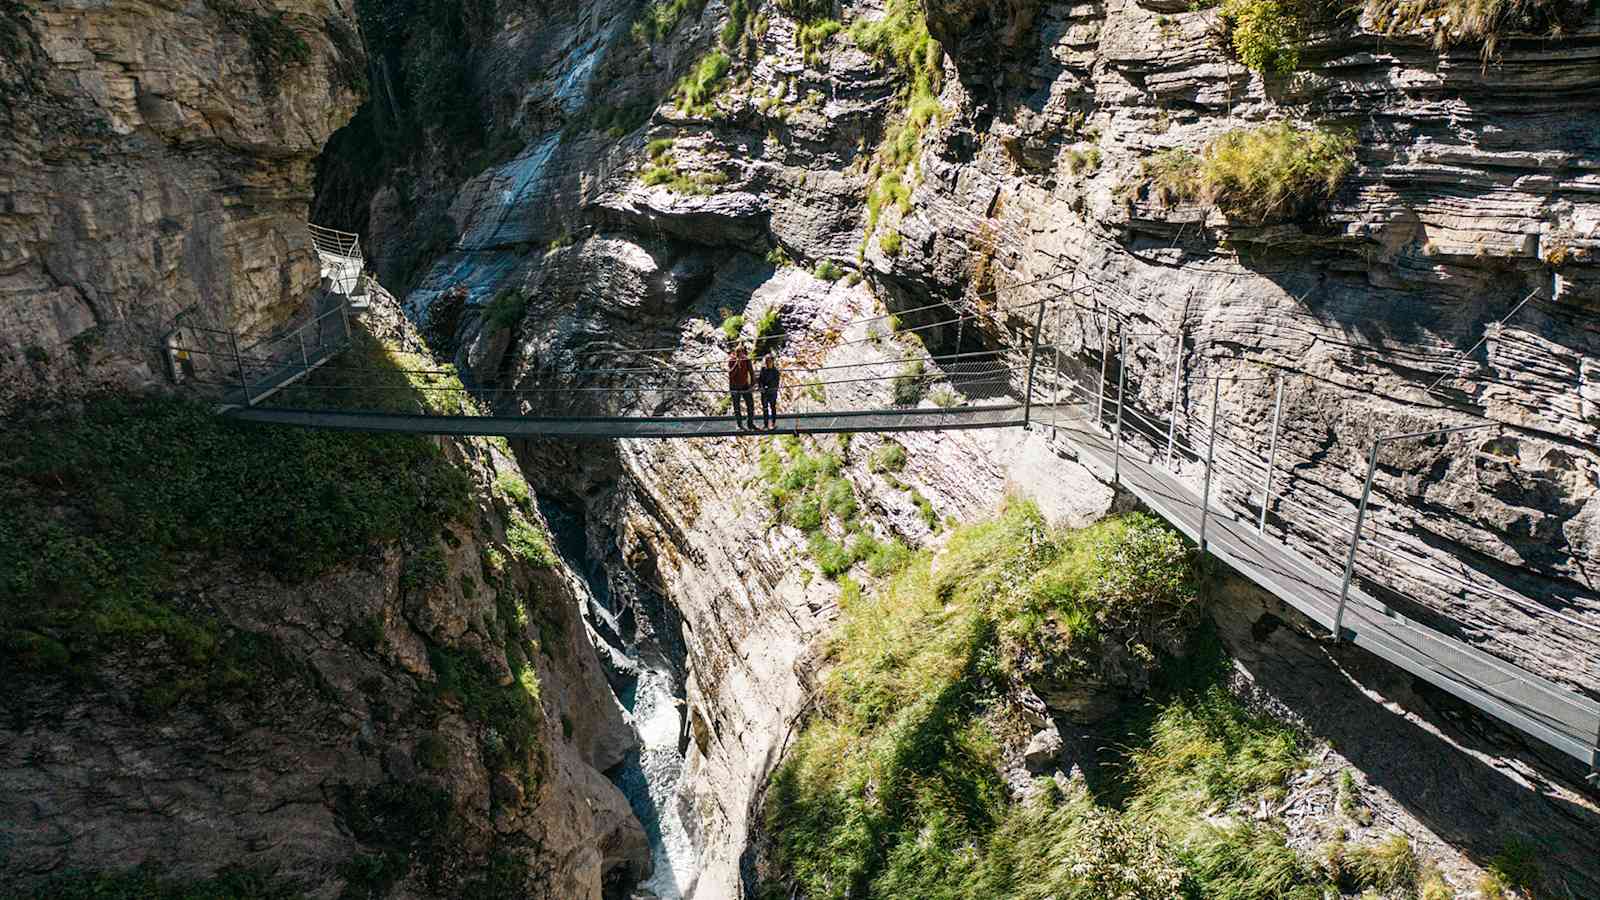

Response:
(1030, 302), (1600, 778)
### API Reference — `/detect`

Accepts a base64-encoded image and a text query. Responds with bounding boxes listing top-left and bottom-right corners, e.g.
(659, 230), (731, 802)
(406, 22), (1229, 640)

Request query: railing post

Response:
(339, 297), (351, 344)
(299, 327), (310, 370)
(1336, 442), (1381, 642)
(1258, 374), (1284, 534)
(229, 328), (252, 407)
(1113, 325), (1127, 483)
(1095, 312), (1111, 427)
(1050, 304), (1063, 428)
(1166, 328), (1183, 468)
(1021, 300), (1047, 425)
(1199, 377), (1220, 554)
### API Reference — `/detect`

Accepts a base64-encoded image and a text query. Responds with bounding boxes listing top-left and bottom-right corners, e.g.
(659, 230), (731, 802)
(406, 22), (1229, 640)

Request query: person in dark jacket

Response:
(727, 345), (756, 429)
(758, 353), (781, 430)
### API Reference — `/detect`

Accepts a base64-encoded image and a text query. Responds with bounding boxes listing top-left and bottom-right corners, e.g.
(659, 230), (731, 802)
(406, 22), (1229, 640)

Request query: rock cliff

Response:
(4, 0), (1600, 895)
(0, 300), (650, 897)
(0, 0), (364, 410)
(312, 0), (1599, 892)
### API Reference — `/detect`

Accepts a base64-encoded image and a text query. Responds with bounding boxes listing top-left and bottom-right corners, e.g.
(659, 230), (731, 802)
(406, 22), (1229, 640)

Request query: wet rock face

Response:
(0, 0), (365, 411)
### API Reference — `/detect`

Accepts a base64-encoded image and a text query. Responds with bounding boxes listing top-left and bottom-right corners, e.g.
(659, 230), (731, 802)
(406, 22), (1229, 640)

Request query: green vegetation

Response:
(1202, 122), (1355, 222)
(507, 519), (555, 568)
(868, 441), (908, 474)
(204, 0), (310, 97)
(1140, 148), (1203, 207)
(759, 503), (1391, 900)
(676, 50), (733, 115)
(0, 396), (470, 697)
(754, 307), (784, 352)
(722, 313), (746, 342)
(1216, 0), (1306, 73)
(641, 147), (730, 194)
(853, 0), (943, 249)
(1479, 837), (1542, 898)
(758, 438), (902, 581)
(1137, 123), (1355, 223)
(814, 260), (845, 282)
(1065, 145), (1102, 175)
(929, 386), (960, 408)
(483, 287), (528, 332)
(766, 244), (795, 268)
(20, 865), (304, 899)
(797, 18), (844, 63)
(891, 359), (926, 405)
(633, 0), (710, 42)
(878, 229), (904, 257)
(1366, 0), (1591, 61)
(427, 643), (541, 773)
(1343, 834), (1421, 894)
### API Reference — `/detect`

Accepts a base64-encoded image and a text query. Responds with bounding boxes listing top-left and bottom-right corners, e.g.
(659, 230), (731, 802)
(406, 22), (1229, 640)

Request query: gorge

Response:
(3, 0), (1600, 897)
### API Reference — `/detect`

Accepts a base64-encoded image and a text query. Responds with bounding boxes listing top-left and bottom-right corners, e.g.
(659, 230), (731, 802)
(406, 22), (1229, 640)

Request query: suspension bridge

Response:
(163, 225), (1600, 785)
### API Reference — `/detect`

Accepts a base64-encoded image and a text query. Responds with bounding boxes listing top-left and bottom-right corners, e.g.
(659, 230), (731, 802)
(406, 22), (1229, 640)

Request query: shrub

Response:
(755, 307), (783, 348)
(721, 314), (745, 342)
(633, 0), (709, 42)
(495, 471), (532, 510)
(820, 477), (859, 521)
(1141, 148), (1203, 206)
(1090, 512), (1199, 624)
(646, 137), (675, 159)
(892, 359), (926, 405)
(506, 518), (555, 568)
(1365, 0), (1587, 62)
(483, 288), (527, 332)
(676, 50), (732, 114)
(1200, 122), (1356, 223)
(814, 260), (844, 282)
(761, 504), (1316, 900)
(928, 386), (961, 408)
(869, 441), (908, 474)
(1480, 838), (1542, 897)
(879, 229), (904, 256)
(866, 537), (913, 576)
(1217, 0), (1305, 73)
(808, 532), (857, 578)
(797, 18), (843, 63)
(1345, 834), (1421, 893)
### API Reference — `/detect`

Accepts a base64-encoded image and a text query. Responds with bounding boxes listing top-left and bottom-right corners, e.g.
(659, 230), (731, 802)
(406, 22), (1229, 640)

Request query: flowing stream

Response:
(539, 497), (696, 899)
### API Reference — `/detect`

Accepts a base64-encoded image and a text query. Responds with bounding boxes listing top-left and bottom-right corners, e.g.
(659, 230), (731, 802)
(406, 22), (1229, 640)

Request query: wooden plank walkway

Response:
(1052, 413), (1600, 772)
(223, 402), (1035, 439)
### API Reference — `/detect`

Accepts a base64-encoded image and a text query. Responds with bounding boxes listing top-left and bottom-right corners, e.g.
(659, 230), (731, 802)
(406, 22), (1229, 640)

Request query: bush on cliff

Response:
(1201, 122), (1355, 222)
(759, 501), (1360, 900)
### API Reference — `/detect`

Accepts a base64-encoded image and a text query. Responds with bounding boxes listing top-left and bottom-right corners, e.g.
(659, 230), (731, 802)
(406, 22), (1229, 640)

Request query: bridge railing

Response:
(1029, 292), (1600, 779)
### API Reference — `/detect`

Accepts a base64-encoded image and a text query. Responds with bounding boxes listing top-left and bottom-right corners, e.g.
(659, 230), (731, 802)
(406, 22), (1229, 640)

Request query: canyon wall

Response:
(0, 0), (364, 409)
(319, 0), (1599, 892)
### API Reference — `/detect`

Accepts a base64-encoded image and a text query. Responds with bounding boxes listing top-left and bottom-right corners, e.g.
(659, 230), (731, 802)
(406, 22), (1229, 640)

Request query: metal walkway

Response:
(1052, 412), (1600, 773)
(224, 402), (1035, 438)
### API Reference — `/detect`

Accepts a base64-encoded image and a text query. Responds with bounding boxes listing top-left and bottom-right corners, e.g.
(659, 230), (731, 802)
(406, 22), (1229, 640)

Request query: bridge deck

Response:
(223, 402), (1033, 438)
(1053, 416), (1600, 771)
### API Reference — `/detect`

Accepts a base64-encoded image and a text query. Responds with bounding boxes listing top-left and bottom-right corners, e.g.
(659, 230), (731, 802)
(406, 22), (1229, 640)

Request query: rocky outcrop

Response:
(0, 0), (365, 410)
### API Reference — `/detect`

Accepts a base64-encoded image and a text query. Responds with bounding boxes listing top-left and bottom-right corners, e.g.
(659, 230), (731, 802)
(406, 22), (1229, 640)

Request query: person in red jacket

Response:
(727, 345), (756, 430)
